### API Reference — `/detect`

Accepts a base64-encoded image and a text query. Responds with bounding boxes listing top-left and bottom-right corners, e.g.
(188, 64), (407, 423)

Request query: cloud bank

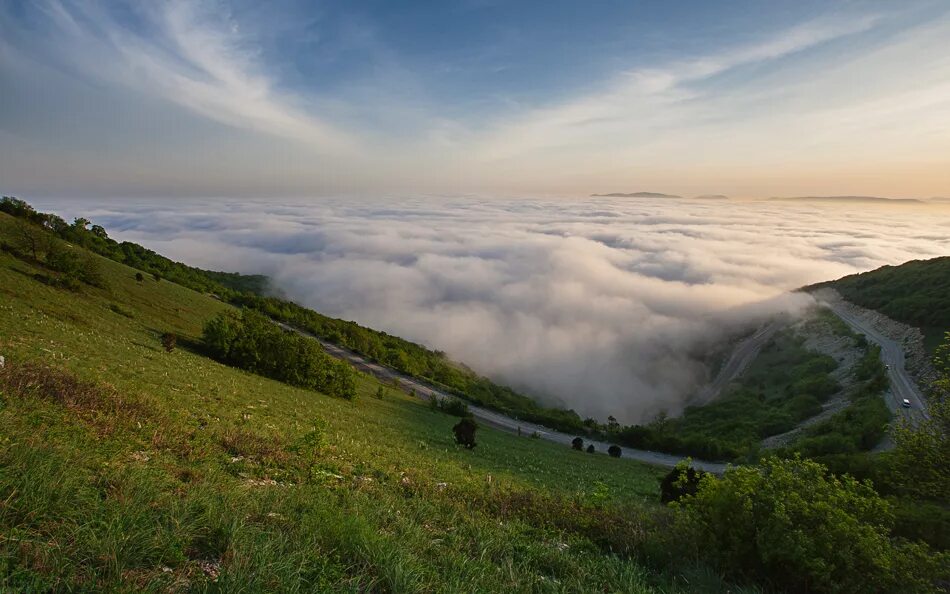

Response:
(36, 197), (950, 422)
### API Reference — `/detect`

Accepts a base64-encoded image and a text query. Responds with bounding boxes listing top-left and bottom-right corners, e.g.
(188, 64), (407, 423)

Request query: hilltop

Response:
(808, 256), (950, 353)
(590, 191), (682, 198)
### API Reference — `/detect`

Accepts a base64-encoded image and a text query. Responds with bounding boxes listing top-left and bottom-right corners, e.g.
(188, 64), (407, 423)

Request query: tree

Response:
(659, 462), (707, 504)
(571, 437), (584, 451)
(161, 332), (177, 352)
(453, 417), (478, 449)
(607, 445), (621, 458)
(12, 219), (47, 261)
(586, 444), (595, 454)
(135, 272), (144, 282)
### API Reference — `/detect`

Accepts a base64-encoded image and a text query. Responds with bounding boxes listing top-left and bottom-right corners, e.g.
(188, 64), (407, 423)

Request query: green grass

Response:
(0, 212), (712, 592)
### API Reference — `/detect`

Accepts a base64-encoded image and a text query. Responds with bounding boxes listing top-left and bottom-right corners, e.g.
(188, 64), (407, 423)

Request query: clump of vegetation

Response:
(109, 303), (134, 319)
(607, 445), (621, 458)
(431, 396), (470, 417)
(571, 436), (584, 450)
(452, 417), (478, 449)
(586, 444), (595, 454)
(0, 360), (149, 426)
(672, 456), (948, 593)
(202, 309), (357, 399)
(161, 332), (177, 352)
(135, 271), (144, 282)
(4, 215), (105, 290)
(659, 463), (707, 504)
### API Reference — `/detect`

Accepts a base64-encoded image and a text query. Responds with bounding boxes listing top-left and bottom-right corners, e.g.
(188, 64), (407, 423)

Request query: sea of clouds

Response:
(35, 196), (950, 423)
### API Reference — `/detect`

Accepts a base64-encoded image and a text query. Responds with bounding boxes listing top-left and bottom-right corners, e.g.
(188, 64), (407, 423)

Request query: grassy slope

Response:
(813, 256), (950, 353)
(0, 213), (682, 592)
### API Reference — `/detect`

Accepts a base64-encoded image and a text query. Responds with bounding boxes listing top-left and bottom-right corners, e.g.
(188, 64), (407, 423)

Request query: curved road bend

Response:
(693, 322), (781, 406)
(819, 300), (930, 424)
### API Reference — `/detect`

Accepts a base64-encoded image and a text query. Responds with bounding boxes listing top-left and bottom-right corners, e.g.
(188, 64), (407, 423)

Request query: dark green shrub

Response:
(674, 457), (947, 593)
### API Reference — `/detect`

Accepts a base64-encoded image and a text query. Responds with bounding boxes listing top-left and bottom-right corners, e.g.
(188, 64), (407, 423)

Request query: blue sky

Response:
(2, 0), (949, 197)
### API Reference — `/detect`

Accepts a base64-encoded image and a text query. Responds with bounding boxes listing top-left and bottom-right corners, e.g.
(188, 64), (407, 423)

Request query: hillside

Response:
(810, 256), (950, 352)
(1, 209), (947, 592)
(0, 197), (586, 435)
(0, 211), (684, 591)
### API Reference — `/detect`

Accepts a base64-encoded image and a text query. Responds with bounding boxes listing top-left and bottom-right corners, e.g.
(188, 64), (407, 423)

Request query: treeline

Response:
(203, 309), (356, 399)
(0, 205), (105, 290)
(230, 292), (587, 433)
(0, 197), (268, 296)
(1, 197), (583, 431)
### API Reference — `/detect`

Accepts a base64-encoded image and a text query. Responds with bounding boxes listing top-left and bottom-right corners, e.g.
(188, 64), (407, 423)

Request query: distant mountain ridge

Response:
(769, 195), (923, 204)
(591, 191), (682, 198)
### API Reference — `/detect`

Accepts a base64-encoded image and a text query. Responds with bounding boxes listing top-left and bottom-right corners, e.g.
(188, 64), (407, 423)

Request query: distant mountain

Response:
(769, 195), (923, 204)
(591, 191), (682, 198)
(927, 197), (950, 202)
(693, 194), (729, 200)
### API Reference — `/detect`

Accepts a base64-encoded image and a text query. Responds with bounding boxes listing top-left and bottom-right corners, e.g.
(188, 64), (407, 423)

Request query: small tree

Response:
(453, 417), (478, 449)
(660, 461), (707, 504)
(152, 272), (161, 281)
(161, 332), (177, 352)
(607, 445), (622, 458)
(13, 219), (48, 261)
(586, 444), (595, 454)
(135, 272), (144, 282)
(571, 436), (584, 451)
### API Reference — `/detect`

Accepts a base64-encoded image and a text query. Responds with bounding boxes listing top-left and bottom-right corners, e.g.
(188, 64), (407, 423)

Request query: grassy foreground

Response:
(0, 212), (704, 592)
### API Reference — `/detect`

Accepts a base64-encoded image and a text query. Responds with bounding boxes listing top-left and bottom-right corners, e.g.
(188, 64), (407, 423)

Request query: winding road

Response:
(819, 298), (930, 424)
(280, 294), (927, 474)
(279, 321), (777, 473)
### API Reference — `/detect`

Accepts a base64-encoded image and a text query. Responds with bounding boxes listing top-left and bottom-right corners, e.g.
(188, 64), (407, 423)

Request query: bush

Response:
(453, 417), (477, 449)
(135, 272), (144, 282)
(202, 310), (357, 400)
(586, 444), (595, 453)
(673, 456), (948, 593)
(161, 332), (177, 352)
(659, 463), (707, 504)
(607, 445), (621, 458)
(571, 437), (584, 451)
(434, 397), (470, 417)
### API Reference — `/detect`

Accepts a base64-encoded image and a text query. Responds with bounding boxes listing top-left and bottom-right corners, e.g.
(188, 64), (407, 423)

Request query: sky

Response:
(3, 0), (950, 198)
(34, 195), (950, 422)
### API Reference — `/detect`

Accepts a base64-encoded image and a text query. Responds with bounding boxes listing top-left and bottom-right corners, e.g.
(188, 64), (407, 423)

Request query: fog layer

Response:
(37, 197), (950, 422)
